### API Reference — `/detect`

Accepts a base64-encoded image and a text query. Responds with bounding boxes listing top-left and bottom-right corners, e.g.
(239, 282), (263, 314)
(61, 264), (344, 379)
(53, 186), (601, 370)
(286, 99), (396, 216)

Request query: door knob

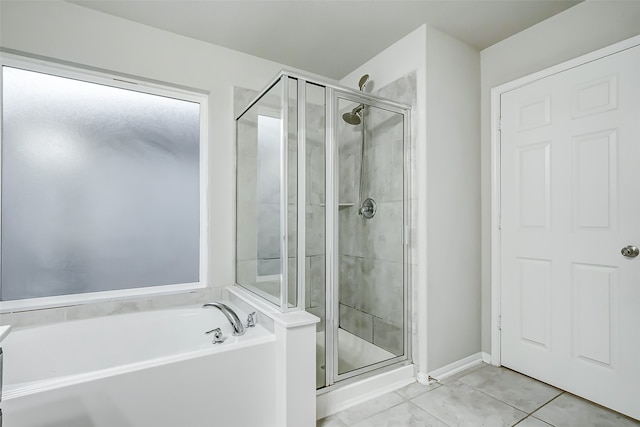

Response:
(621, 245), (639, 258)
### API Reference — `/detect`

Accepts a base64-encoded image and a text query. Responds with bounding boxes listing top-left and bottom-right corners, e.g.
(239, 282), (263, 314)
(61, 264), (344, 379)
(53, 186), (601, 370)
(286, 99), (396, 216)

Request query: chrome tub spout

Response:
(202, 302), (245, 336)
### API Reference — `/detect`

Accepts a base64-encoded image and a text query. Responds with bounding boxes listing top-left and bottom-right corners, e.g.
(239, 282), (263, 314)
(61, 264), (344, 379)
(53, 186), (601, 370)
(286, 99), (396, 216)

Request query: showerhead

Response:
(342, 75), (369, 124)
(342, 104), (364, 125)
(358, 74), (370, 91)
(342, 111), (361, 125)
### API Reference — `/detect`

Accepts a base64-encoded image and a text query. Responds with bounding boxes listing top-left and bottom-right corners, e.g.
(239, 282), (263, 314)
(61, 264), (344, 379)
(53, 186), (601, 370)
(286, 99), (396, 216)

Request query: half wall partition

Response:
(236, 71), (411, 389)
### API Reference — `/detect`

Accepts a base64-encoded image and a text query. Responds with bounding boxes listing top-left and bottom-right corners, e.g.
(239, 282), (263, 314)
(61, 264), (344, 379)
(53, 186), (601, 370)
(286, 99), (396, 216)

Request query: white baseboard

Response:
(481, 352), (492, 364)
(428, 352), (485, 382)
(316, 365), (414, 420)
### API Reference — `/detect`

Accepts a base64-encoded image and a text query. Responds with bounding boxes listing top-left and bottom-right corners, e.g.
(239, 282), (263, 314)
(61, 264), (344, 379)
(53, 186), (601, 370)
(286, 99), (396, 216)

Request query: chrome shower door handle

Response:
(621, 245), (639, 258)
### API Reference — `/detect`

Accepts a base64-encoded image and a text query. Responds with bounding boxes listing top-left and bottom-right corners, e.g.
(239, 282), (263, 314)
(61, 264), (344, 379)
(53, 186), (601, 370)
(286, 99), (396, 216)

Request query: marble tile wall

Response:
(0, 286), (223, 328)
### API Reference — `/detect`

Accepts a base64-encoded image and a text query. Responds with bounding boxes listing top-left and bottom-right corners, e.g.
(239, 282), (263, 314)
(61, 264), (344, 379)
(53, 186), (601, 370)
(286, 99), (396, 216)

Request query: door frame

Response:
(490, 34), (640, 366)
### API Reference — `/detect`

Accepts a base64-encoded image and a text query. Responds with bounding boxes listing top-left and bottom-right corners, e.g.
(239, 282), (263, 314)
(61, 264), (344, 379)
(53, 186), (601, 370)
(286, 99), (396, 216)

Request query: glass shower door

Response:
(334, 95), (407, 379)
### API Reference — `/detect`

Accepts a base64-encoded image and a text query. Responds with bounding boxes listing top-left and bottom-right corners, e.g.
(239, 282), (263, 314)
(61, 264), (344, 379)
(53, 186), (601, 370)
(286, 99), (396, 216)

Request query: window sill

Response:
(0, 282), (206, 314)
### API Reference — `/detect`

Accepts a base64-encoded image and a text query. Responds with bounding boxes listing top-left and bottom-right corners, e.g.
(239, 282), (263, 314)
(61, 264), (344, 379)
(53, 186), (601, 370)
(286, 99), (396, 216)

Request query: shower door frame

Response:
(324, 88), (412, 387)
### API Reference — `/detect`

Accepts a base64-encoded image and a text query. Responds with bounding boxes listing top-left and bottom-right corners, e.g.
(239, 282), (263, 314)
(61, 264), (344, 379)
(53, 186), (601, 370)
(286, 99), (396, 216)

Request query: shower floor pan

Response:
(316, 328), (394, 388)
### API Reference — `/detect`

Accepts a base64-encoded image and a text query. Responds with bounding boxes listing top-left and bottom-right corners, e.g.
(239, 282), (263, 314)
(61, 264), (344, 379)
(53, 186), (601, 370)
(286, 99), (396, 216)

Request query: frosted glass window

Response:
(1, 65), (202, 301)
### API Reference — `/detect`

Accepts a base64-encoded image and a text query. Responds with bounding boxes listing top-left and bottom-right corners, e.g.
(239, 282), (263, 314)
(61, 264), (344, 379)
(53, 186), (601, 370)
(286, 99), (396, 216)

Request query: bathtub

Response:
(1, 303), (278, 427)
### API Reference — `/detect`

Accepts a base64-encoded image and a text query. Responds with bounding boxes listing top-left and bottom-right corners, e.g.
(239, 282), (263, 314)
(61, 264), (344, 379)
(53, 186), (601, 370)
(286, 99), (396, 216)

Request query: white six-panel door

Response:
(500, 44), (640, 420)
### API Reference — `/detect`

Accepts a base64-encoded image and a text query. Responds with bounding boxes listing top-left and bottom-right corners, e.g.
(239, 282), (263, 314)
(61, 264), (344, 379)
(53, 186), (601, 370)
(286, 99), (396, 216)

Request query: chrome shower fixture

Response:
(341, 74), (369, 125)
(342, 104), (364, 125)
(359, 198), (377, 219)
(343, 73), (376, 220)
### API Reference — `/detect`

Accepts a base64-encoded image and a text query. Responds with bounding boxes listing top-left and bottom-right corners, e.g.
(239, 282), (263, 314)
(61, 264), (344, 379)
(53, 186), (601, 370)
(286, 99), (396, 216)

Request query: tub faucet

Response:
(203, 302), (245, 336)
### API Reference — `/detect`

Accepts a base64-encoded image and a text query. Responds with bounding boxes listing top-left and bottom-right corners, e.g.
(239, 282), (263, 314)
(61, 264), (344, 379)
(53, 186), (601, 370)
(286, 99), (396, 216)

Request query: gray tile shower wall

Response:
(1, 286), (223, 328)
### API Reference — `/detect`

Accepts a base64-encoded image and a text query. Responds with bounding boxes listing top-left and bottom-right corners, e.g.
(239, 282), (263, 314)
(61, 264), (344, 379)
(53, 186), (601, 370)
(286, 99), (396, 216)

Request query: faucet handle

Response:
(246, 312), (257, 328)
(246, 311), (258, 328)
(205, 327), (226, 344)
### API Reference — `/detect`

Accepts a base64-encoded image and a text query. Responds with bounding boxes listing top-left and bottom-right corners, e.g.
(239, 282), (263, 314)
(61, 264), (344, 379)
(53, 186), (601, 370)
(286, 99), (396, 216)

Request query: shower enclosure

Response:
(235, 71), (410, 389)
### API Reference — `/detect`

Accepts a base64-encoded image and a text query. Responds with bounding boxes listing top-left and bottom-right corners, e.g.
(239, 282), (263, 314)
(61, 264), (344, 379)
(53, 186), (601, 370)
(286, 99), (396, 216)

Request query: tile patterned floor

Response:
(317, 364), (640, 427)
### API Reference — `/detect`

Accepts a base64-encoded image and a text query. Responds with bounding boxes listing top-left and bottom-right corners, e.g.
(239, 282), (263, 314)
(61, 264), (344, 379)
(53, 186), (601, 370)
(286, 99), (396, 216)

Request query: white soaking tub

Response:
(1, 304), (278, 427)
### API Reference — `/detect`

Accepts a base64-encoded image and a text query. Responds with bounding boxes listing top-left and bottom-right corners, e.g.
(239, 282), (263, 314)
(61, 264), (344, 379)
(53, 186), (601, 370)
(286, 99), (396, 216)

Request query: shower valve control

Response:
(359, 198), (377, 219)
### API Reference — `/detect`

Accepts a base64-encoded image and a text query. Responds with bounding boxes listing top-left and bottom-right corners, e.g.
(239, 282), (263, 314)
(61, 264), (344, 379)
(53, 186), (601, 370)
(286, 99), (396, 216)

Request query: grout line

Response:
(511, 393), (565, 427)
(462, 377), (562, 417)
(341, 397), (409, 427)
(453, 367), (566, 417)
(527, 391), (565, 415)
(511, 415), (555, 427)
(554, 391), (640, 424)
(405, 400), (454, 427)
(456, 380), (530, 416)
(395, 382), (442, 401)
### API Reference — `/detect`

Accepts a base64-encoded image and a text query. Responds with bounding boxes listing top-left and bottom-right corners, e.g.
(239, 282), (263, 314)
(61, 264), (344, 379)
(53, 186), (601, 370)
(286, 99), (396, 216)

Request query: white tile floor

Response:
(317, 363), (640, 427)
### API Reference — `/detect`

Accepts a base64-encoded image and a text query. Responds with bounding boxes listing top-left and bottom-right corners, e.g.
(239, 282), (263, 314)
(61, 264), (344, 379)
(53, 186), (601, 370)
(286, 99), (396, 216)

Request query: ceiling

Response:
(69, 0), (582, 80)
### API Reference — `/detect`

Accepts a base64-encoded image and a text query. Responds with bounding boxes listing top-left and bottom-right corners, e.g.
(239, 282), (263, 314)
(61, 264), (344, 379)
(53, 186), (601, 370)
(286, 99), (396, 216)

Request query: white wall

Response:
(341, 26), (427, 94)
(342, 24), (481, 374)
(425, 27), (481, 371)
(0, 0), (293, 322)
(480, 1), (640, 353)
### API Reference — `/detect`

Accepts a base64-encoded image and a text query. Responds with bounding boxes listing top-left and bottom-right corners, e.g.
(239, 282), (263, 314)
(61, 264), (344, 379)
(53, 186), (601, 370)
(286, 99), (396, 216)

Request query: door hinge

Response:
(497, 315), (502, 331)
(497, 117), (502, 132)
(498, 214), (502, 231)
